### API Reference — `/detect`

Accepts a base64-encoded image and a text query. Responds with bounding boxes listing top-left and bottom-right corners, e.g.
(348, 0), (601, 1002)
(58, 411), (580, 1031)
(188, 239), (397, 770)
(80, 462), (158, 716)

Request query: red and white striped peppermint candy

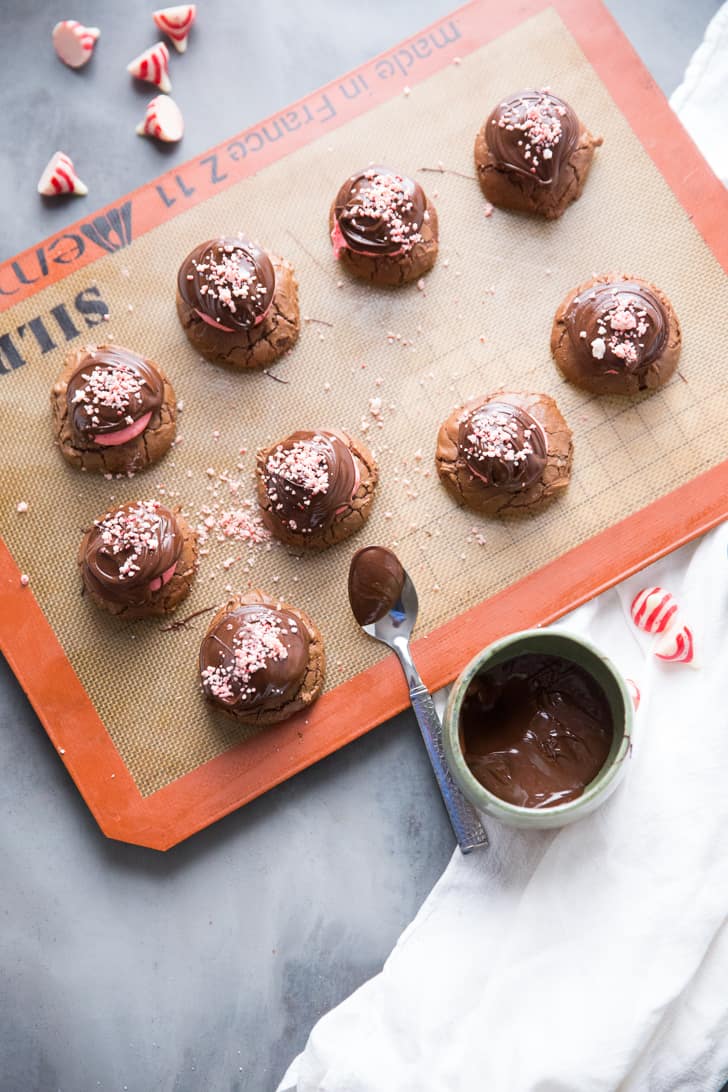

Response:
(654, 624), (696, 666)
(630, 586), (679, 635)
(136, 95), (184, 143)
(52, 20), (100, 69)
(127, 42), (171, 93)
(153, 5), (196, 53)
(625, 678), (641, 711)
(37, 151), (88, 197)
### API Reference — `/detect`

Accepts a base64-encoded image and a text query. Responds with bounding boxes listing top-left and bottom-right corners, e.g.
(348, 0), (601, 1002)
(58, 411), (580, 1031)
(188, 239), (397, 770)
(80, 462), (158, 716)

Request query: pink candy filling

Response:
(92, 411), (153, 446)
(194, 303), (271, 332)
(330, 219), (405, 261)
(147, 562), (178, 593)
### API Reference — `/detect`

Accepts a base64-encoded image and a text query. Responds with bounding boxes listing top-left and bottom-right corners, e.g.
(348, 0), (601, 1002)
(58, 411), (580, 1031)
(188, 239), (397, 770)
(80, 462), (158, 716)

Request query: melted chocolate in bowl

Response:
(348, 546), (405, 626)
(459, 652), (614, 808)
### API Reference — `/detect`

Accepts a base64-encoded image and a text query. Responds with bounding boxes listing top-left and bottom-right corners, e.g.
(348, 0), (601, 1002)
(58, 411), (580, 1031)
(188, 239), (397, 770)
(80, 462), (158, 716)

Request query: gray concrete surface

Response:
(0, 2), (722, 1090)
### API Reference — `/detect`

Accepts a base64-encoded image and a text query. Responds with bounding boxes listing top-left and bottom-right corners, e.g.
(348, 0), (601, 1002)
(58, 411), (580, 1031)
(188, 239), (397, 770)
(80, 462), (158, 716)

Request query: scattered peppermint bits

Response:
(218, 506), (271, 546)
(466, 527), (488, 547)
(483, 202), (494, 218)
(16, 501), (28, 514)
(20, 574), (30, 587)
(591, 337), (606, 360)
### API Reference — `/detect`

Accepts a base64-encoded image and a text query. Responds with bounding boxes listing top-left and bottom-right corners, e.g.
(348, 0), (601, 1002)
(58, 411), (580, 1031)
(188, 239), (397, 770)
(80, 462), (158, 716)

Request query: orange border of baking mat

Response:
(2, 0), (727, 849)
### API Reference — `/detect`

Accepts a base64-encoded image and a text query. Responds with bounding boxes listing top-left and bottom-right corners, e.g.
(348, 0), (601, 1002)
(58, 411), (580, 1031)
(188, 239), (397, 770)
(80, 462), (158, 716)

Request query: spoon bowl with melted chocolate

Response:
(348, 546), (488, 854)
(443, 630), (634, 830)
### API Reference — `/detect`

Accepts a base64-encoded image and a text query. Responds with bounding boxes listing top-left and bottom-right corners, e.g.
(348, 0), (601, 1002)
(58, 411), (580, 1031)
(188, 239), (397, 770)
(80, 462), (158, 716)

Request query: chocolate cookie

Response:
(78, 500), (197, 619)
(551, 274), (682, 395)
(474, 89), (602, 219)
(329, 166), (438, 286)
(176, 235), (300, 369)
(256, 428), (378, 550)
(199, 590), (325, 726)
(436, 391), (573, 516)
(51, 345), (176, 474)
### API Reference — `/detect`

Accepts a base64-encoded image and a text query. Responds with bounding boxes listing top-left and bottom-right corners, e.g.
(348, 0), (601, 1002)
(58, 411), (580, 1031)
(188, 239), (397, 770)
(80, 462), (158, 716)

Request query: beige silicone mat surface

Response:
(2, 7), (727, 797)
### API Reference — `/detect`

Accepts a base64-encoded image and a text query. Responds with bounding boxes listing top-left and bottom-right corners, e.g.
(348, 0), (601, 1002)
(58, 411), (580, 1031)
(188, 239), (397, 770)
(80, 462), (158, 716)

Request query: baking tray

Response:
(1, 0), (727, 849)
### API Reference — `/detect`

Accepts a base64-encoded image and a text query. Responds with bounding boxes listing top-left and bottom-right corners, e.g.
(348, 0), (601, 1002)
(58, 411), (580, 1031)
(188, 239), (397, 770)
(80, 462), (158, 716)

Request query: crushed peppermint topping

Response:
(193, 242), (269, 316)
(344, 171), (423, 252)
(94, 500), (162, 580)
(72, 361), (146, 424)
(266, 436), (331, 498)
(201, 610), (290, 702)
(591, 291), (651, 367)
(493, 90), (567, 173)
(462, 407), (536, 468)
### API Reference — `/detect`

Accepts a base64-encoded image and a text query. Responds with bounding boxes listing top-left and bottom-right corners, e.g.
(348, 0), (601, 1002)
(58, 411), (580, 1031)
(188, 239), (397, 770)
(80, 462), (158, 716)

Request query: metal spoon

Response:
(349, 548), (488, 854)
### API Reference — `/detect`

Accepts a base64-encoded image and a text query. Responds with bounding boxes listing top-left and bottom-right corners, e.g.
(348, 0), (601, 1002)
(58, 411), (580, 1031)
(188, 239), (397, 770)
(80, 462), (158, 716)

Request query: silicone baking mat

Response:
(1, 0), (727, 848)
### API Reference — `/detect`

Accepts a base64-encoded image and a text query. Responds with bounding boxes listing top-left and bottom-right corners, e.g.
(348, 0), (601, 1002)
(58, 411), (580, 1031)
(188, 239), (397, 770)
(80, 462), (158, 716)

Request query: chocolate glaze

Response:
(565, 279), (669, 378)
(460, 653), (613, 808)
(348, 546), (406, 626)
(66, 345), (164, 445)
(260, 430), (358, 534)
(80, 500), (182, 605)
(177, 236), (276, 330)
(458, 401), (547, 492)
(199, 602), (310, 714)
(485, 90), (580, 186)
(334, 166), (427, 255)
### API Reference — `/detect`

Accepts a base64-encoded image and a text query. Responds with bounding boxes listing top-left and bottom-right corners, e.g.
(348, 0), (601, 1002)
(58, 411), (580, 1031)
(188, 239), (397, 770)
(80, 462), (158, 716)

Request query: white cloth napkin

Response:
(279, 11), (728, 1090)
(669, 2), (728, 185)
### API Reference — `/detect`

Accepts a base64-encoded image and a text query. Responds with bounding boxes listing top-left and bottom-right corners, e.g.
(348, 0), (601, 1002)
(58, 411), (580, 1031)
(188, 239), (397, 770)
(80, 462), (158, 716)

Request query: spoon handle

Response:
(409, 683), (488, 853)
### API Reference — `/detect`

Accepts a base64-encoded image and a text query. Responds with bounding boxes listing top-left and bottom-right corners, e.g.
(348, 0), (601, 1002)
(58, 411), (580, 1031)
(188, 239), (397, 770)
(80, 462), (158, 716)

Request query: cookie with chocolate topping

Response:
(256, 428), (378, 550)
(329, 166), (438, 286)
(551, 274), (682, 395)
(78, 500), (198, 618)
(474, 89), (602, 219)
(176, 234), (300, 369)
(199, 590), (325, 726)
(436, 390), (573, 515)
(51, 344), (176, 474)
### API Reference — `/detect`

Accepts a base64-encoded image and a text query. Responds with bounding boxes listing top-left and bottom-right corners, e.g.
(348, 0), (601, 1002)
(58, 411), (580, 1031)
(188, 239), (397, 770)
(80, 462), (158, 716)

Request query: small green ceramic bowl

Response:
(443, 628), (634, 830)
